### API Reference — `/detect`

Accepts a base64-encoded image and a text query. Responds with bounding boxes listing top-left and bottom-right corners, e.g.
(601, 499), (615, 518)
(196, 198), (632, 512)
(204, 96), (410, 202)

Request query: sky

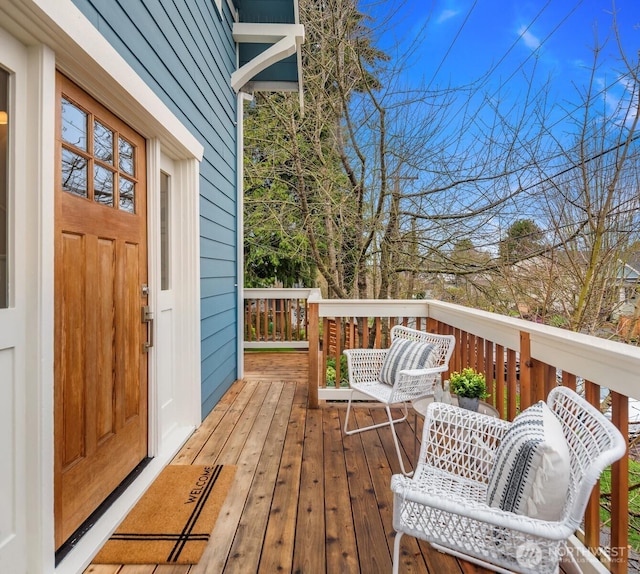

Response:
(354, 0), (640, 250)
(364, 0), (640, 131)
(372, 0), (639, 84)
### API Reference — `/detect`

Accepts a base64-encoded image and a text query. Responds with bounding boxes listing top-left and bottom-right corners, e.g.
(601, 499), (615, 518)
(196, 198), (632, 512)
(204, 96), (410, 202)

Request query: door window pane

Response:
(94, 164), (114, 206)
(94, 120), (114, 164)
(61, 148), (88, 197)
(60, 95), (139, 213)
(119, 176), (135, 213)
(160, 171), (170, 290)
(0, 69), (8, 308)
(61, 98), (87, 150)
(119, 137), (135, 175)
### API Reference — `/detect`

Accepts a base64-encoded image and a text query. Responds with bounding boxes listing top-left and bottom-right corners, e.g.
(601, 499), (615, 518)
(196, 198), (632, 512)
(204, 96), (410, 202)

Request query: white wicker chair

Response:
(343, 325), (455, 476)
(390, 386), (627, 574)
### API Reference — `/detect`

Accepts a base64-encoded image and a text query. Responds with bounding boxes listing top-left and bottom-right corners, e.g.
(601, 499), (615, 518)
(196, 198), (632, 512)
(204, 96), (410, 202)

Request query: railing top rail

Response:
(244, 287), (315, 298)
(315, 298), (431, 318)
(425, 299), (640, 397)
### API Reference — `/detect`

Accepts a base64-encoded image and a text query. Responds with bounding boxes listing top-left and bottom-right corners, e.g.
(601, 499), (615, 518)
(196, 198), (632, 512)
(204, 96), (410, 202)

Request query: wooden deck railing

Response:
(243, 288), (311, 349)
(244, 288), (640, 574)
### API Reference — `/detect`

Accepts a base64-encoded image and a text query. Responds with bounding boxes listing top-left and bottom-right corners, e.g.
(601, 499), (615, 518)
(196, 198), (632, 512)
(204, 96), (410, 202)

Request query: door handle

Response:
(141, 305), (154, 352)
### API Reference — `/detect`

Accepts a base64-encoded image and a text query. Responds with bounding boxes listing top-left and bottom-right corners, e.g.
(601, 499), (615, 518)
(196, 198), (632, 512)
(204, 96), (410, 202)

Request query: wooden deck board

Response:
(224, 382), (294, 573)
(257, 382), (306, 573)
(85, 351), (485, 574)
(343, 409), (394, 573)
(324, 408), (359, 573)
(293, 407), (326, 573)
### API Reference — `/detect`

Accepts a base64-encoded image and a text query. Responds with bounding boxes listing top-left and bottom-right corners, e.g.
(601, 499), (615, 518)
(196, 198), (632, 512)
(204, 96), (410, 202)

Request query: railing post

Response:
(611, 391), (629, 574)
(308, 301), (319, 409)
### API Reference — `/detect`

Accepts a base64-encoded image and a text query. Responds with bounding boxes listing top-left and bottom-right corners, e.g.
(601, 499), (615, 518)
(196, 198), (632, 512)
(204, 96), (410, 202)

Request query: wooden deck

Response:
(84, 351), (489, 574)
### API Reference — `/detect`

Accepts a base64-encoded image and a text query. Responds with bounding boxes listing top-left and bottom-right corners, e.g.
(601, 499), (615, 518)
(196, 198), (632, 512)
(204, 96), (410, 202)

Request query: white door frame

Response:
(0, 25), (29, 574)
(0, 1), (205, 572)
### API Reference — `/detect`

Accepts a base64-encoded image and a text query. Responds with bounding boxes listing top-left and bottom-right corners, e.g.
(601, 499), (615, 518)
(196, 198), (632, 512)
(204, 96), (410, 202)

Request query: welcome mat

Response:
(93, 464), (236, 564)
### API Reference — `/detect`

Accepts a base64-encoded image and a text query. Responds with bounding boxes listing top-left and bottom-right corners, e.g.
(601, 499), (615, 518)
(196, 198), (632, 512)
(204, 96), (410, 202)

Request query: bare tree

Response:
(245, 0), (640, 343)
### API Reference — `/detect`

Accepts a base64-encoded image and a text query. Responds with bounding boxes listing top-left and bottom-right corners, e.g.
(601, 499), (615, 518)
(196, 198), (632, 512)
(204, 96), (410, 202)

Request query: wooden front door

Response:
(54, 73), (149, 549)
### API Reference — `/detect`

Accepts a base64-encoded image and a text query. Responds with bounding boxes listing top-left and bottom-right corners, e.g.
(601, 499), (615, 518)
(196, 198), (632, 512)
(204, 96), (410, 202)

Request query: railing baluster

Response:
(506, 348), (518, 419)
(519, 331), (532, 410)
(335, 316), (342, 386)
(460, 330), (468, 372)
(610, 391), (629, 574)
(531, 358), (546, 403)
(495, 344), (505, 417)
(584, 380), (601, 552)
(484, 338), (493, 402)
(562, 370), (577, 391)
(322, 317), (329, 389)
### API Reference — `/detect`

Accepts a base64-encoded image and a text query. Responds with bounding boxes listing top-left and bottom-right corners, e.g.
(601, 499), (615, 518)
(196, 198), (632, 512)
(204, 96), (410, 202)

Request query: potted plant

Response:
(449, 368), (489, 411)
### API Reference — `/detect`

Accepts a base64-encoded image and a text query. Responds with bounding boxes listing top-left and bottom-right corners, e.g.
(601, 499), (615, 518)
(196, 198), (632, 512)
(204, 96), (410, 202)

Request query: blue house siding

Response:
(71, 0), (241, 417)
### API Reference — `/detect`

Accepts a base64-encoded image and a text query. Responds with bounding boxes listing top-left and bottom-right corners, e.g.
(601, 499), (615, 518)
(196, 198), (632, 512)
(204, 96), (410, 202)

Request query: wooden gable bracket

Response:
(231, 22), (305, 98)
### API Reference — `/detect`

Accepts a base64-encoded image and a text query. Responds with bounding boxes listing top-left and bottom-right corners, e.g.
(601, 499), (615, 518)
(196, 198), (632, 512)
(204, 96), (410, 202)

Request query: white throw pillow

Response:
(486, 400), (571, 521)
(378, 338), (434, 386)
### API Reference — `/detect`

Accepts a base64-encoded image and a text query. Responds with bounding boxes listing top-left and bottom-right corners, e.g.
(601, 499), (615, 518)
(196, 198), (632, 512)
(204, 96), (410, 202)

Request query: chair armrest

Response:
(398, 364), (447, 378)
(388, 365), (448, 402)
(418, 402), (511, 483)
(390, 474), (574, 540)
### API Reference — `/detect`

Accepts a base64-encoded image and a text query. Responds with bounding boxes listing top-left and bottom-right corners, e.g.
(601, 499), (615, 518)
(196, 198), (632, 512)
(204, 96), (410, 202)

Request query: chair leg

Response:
(344, 395), (409, 435)
(386, 405), (413, 477)
(392, 531), (403, 574)
(344, 396), (413, 476)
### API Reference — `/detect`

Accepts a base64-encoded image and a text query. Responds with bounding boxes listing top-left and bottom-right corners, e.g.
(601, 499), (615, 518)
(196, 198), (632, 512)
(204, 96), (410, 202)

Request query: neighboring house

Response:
(612, 255), (640, 318)
(0, 1), (303, 573)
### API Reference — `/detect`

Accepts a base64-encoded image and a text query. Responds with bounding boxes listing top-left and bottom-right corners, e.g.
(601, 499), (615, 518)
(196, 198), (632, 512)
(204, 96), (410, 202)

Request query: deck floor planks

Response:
(191, 382), (284, 574)
(84, 566), (121, 574)
(194, 381), (268, 466)
(366, 407), (415, 477)
(243, 351), (308, 382)
(85, 352), (488, 574)
(153, 566), (191, 574)
(352, 408), (430, 574)
(172, 380), (247, 465)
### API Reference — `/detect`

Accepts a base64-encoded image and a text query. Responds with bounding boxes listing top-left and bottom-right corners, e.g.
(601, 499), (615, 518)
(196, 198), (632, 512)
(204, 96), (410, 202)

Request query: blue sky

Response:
(355, 0), (640, 249)
(366, 0), (639, 126)
(377, 0), (639, 82)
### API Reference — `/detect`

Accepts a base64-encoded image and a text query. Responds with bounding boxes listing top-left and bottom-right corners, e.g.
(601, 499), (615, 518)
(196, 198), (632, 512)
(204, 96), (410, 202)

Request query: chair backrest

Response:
(390, 325), (455, 369)
(547, 386), (627, 527)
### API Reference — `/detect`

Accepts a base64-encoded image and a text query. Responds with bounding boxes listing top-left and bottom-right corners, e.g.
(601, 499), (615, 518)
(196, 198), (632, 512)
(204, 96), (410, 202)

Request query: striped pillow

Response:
(486, 401), (571, 521)
(378, 338), (435, 386)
